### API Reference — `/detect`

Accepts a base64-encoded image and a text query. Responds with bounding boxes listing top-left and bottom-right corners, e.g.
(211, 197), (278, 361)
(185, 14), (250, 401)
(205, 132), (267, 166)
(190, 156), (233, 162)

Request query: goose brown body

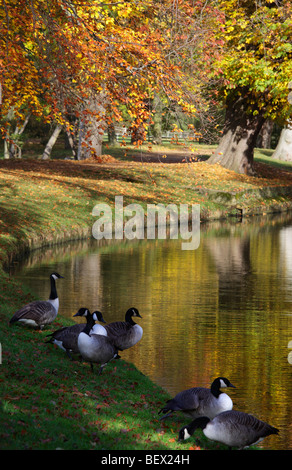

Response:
(9, 273), (63, 329)
(178, 410), (279, 449)
(159, 377), (235, 420)
(104, 307), (143, 351)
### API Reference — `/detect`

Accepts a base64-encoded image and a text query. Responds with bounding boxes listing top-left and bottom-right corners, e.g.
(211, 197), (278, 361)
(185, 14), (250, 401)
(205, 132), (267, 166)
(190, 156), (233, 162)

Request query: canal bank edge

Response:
(2, 183), (292, 271)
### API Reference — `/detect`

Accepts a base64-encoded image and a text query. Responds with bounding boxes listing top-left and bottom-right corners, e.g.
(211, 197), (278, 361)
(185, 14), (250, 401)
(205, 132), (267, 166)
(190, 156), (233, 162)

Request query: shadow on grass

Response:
(0, 159), (186, 210)
(255, 155), (292, 172)
(1, 319), (186, 450)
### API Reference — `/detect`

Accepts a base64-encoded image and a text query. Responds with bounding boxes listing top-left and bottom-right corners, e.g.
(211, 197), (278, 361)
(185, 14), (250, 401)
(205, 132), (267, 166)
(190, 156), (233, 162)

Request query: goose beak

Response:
(131, 308), (142, 318)
(229, 383), (236, 388)
(73, 311), (82, 317)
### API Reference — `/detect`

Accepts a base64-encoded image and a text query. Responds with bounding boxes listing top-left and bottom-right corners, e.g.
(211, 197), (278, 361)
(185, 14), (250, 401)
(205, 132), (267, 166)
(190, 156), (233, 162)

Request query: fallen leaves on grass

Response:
(81, 154), (117, 164)
(1, 156), (292, 272)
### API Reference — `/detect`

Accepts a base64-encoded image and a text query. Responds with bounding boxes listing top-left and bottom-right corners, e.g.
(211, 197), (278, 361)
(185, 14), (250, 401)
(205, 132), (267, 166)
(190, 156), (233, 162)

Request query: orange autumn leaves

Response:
(0, 1), (199, 150)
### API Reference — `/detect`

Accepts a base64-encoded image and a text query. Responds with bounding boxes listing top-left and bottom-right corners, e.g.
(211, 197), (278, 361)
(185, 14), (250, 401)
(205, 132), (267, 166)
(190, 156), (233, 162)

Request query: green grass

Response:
(254, 148), (292, 171)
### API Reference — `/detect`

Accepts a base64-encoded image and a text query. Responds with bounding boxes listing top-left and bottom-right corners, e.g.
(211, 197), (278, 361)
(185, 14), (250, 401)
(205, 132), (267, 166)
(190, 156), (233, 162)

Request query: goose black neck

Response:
(83, 316), (95, 336)
(210, 379), (223, 398)
(190, 416), (210, 433)
(49, 276), (58, 300)
(125, 311), (136, 325)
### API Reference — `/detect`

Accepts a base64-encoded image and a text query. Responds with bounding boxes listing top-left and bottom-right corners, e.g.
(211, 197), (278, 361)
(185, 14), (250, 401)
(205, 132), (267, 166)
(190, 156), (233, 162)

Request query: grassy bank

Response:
(1, 145), (292, 267)
(1, 144), (291, 451)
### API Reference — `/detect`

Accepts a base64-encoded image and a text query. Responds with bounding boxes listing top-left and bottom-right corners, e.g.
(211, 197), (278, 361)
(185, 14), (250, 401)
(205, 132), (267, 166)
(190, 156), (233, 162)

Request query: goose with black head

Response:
(9, 272), (64, 329)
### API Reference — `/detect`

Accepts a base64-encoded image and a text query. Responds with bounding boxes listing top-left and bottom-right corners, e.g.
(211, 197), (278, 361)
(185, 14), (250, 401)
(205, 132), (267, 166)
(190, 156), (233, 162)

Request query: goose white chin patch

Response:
(184, 428), (191, 440)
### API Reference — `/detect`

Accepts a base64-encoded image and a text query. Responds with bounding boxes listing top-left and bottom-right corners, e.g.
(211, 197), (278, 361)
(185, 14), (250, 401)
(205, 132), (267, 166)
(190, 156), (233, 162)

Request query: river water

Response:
(11, 212), (292, 450)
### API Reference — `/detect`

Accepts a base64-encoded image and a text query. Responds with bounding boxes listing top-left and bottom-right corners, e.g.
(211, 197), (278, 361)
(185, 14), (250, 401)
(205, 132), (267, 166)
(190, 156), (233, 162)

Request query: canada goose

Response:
(9, 272), (64, 329)
(159, 377), (235, 421)
(178, 410), (279, 449)
(75, 307), (120, 374)
(45, 310), (106, 359)
(104, 307), (143, 350)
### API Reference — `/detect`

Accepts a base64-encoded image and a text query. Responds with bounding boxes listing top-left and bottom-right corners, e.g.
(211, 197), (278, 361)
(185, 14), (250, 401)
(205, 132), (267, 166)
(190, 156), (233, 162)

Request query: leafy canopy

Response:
(212, 0), (292, 123)
(0, 0), (199, 142)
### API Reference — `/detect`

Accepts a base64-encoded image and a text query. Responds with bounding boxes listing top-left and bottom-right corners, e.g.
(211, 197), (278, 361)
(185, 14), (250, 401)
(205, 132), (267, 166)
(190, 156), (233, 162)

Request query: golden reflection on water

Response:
(12, 212), (292, 450)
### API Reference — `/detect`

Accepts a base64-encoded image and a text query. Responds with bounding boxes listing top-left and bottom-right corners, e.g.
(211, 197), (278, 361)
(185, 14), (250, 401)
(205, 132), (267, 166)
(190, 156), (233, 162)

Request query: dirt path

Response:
(130, 151), (210, 164)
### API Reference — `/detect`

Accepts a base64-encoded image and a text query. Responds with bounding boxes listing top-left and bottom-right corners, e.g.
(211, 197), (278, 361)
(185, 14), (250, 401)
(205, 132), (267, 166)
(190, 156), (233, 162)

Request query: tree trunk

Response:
(4, 114), (31, 159)
(65, 127), (77, 159)
(151, 94), (163, 145)
(107, 122), (117, 145)
(78, 97), (105, 159)
(4, 138), (9, 159)
(207, 94), (265, 175)
(257, 120), (274, 149)
(77, 118), (84, 160)
(42, 124), (63, 160)
(272, 121), (292, 161)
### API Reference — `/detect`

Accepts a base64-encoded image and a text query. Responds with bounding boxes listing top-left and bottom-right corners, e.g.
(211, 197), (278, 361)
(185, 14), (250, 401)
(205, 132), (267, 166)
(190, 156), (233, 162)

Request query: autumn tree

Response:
(206, 0), (292, 175)
(1, 0), (202, 159)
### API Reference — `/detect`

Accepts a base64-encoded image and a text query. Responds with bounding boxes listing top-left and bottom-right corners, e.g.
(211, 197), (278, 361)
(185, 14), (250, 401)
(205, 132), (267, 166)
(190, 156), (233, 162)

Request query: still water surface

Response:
(12, 213), (292, 450)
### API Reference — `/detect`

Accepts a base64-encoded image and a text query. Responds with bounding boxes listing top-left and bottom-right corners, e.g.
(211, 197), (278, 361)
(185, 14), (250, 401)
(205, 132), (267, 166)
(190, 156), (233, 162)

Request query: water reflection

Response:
(11, 212), (292, 450)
